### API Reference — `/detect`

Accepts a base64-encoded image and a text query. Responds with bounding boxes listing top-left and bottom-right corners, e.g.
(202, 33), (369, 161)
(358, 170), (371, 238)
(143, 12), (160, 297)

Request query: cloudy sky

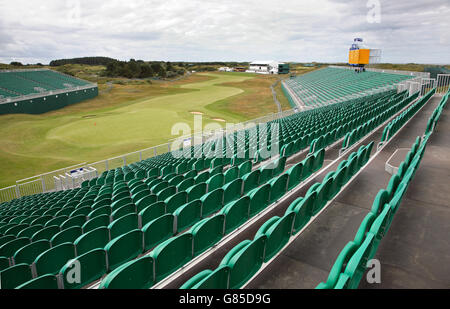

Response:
(0, 0), (449, 64)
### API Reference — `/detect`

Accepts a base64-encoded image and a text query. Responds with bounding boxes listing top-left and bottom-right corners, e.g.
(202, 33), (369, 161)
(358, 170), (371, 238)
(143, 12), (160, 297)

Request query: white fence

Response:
(437, 74), (450, 94)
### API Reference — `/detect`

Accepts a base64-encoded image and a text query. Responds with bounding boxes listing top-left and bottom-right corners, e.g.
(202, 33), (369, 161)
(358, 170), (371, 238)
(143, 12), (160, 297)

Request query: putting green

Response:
(47, 73), (253, 147)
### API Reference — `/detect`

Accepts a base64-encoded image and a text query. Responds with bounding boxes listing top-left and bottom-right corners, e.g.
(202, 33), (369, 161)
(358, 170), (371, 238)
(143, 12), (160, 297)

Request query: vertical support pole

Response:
(41, 176), (46, 193)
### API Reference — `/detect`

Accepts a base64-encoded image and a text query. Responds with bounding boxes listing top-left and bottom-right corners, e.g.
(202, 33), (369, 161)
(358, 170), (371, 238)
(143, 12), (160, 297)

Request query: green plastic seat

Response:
(255, 212), (295, 262)
(286, 192), (316, 234)
(13, 240), (51, 265)
(222, 179), (243, 205)
(219, 235), (266, 289)
(165, 192), (188, 214)
(242, 169), (260, 194)
(200, 189), (224, 217)
(150, 233), (193, 283)
(99, 256), (155, 289)
(315, 241), (359, 289)
(189, 215), (225, 256)
(50, 226), (82, 247)
(108, 213), (139, 240)
(186, 183), (207, 202)
(34, 242), (76, 276)
(60, 215), (87, 231)
(173, 200), (202, 233)
(268, 174), (289, 203)
(0, 263), (34, 289)
(157, 186), (177, 202)
(286, 162), (303, 190)
(139, 201), (166, 227)
(247, 184), (270, 217)
(105, 229), (144, 271)
(60, 248), (107, 289)
(82, 215), (111, 234)
(16, 224), (44, 239)
(74, 227), (110, 256)
(16, 274), (59, 289)
(142, 214), (174, 251)
(111, 203), (136, 221)
(219, 196), (250, 235)
(180, 265), (230, 289)
(206, 174), (225, 192)
(0, 237), (31, 258)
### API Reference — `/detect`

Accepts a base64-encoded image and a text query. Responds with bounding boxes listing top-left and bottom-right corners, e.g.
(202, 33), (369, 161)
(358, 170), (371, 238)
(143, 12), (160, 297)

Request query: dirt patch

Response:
(212, 118), (226, 122)
(190, 111), (204, 115)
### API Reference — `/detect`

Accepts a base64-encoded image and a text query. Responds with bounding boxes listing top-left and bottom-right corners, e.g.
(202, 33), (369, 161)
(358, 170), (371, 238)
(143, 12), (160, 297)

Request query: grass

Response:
(0, 71), (286, 188)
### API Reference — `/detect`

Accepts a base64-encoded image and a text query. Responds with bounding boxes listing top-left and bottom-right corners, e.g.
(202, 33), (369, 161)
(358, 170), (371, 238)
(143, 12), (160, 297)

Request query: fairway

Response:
(0, 72), (272, 187)
(46, 73), (253, 147)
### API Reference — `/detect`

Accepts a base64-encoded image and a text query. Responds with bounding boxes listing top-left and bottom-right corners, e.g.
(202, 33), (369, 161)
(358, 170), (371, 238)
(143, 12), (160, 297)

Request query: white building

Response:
(246, 61), (281, 75)
(218, 67), (234, 72)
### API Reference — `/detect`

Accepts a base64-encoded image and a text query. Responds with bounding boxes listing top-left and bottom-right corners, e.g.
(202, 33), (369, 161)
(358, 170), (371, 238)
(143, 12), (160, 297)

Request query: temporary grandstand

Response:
(282, 66), (420, 109)
(0, 65), (449, 290)
(0, 69), (98, 114)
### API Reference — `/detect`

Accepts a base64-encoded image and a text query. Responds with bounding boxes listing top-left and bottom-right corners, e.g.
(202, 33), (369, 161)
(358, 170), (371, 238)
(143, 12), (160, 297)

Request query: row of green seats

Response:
(0, 156), (290, 289)
(317, 134), (430, 289)
(381, 89), (435, 143)
(425, 89), (449, 134)
(180, 143), (374, 289)
(89, 150), (325, 289)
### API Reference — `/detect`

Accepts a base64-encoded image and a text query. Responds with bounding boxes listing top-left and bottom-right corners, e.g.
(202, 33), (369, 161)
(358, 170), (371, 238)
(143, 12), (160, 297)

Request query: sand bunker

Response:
(190, 111), (204, 115)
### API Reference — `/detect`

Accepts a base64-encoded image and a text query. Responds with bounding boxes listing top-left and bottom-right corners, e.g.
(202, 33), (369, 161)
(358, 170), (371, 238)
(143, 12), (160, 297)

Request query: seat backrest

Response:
(16, 274), (59, 289)
(220, 196), (250, 235)
(189, 215), (225, 256)
(99, 256), (155, 289)
(0, 263), (33, 289)
(105, 229), (144, 271)
(74, 227), (110, 256)
(165, 192), (188, 214)
(50, 226), (82, 247)
(82, 214), (111, 234)
(173, 200), (202, 234)
(34, 242), (76, 276)
(60, 248), (107, 289)
(247, 184), (270, 217)
(13, 240), (51, 265)
(108, 213), (139, 239)
(221, 235), (267, 289)
(200, 189), (224, 217)
(142, 214), (175, 252)
(150, 233), (193, 283)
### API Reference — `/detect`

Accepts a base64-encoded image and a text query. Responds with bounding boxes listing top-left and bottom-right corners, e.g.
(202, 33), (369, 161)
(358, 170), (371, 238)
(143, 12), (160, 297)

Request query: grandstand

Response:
(282, 67), (416, 109)
(0, 65), (449, 290)
(0, 69), (98, 114)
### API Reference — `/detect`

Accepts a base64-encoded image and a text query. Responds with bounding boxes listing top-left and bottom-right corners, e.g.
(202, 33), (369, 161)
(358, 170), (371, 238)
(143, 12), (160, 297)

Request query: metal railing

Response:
(0, 84), (98, 105)
(437, 74), (450, 94)
(328, 65), (431, 78)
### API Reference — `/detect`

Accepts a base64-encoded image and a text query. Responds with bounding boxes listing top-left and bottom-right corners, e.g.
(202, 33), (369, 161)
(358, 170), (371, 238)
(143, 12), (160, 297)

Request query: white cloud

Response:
(0, 0), (449, 64)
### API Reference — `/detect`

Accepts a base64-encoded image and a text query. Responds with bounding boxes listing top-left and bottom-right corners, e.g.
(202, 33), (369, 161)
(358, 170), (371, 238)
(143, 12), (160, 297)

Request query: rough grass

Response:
(0, 72), (285, 187)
